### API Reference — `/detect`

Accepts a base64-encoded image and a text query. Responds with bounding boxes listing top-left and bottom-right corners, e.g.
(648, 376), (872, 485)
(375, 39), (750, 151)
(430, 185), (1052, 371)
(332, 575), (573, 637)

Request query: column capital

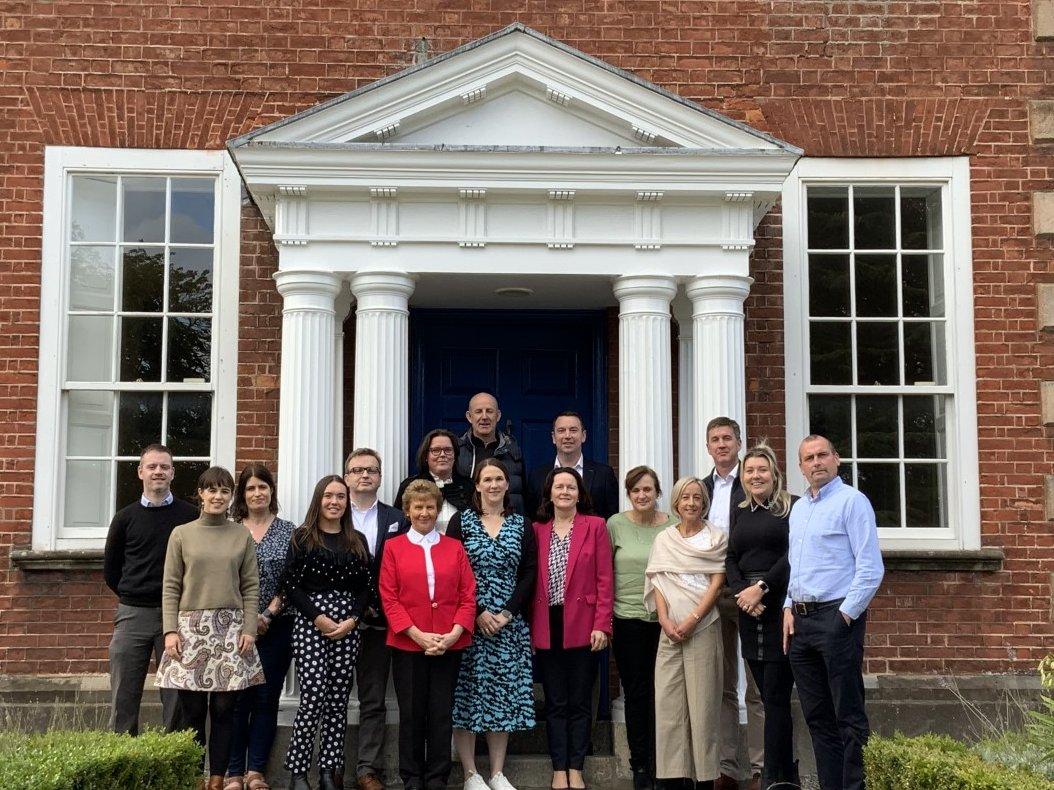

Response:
(350, 270), (416, 312)
(613, 274), (677, 316)
(274, 269), (342, 312)
(686, 273), (753, 317)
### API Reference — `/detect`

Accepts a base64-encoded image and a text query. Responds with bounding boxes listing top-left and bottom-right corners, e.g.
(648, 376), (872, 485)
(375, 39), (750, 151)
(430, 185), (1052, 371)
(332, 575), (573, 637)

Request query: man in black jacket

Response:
(103, 443), (197, 735)
(526, 411), (620, 521)
(456, 392), (526, 514)
(345, 448), (408, 790)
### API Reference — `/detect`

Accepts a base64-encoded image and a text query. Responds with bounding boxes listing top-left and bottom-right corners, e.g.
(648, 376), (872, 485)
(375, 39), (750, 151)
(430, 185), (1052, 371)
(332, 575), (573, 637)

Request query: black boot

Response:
(694, 781), (714, 790)
(632, 765), (655, 790)
(290, 774), (313, 790)
(318, 769), (340, 790)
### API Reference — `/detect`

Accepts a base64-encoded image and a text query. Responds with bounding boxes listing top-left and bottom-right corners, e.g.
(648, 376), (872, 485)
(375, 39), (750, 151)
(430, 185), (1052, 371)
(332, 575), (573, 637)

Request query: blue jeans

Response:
(228, 616), (294, 775)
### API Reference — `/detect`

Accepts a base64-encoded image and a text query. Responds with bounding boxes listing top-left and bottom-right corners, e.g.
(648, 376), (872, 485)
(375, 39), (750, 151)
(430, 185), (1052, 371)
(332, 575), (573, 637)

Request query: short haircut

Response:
(139, 443), (173, 462)
(798, 434), (838, 460)
(401, 478), (443, 511)
(552, 411), (584, 429)
(624, 465), (661, 496)
(196, 465), (235, 492)
(705, 416), (741, 443)
(345, 447), (381, 471)
(231, 463), (280, 521)
(414, 429), (459, 476)
(669, 475), (710, 519)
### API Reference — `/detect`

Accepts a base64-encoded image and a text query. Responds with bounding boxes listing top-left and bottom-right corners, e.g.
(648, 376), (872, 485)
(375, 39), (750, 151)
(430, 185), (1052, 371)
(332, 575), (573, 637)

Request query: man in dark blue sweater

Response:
(102, 443), (198, 735)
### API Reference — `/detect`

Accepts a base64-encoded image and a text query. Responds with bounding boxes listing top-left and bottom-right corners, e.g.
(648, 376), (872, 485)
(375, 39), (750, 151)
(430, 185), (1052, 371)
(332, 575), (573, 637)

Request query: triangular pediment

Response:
(231, 24), (796, 153)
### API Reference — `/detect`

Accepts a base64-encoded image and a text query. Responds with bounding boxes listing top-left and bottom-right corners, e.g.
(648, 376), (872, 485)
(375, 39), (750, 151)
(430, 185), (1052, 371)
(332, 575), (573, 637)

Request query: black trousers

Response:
(612, 617), (661, 773)
(788, 605), (870, 790)
(176, 689), (239, 775)
(746, 658), (796, 785)
(391, 648), (462, 790)
(536, 605), (596, 772)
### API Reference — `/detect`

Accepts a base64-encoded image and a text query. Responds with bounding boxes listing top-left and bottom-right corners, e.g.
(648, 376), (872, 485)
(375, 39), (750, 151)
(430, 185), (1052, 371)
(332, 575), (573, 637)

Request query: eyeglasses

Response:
(428, 447), (456, 457)
(346, 466), (380, 476)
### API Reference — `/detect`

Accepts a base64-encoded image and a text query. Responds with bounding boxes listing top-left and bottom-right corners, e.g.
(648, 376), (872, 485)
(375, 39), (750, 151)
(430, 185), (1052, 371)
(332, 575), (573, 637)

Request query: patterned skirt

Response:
(451, 615), (536, 734)
(156, 608), (266, 692)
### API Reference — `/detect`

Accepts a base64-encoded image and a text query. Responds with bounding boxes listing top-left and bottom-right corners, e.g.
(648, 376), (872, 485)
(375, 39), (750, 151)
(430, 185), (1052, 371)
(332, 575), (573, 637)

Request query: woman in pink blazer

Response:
(532, 466), (614, 790)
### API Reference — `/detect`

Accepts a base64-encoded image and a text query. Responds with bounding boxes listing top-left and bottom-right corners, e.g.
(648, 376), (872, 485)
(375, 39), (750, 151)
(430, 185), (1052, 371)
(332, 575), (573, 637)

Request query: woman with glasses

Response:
(396, 429), (474, 534)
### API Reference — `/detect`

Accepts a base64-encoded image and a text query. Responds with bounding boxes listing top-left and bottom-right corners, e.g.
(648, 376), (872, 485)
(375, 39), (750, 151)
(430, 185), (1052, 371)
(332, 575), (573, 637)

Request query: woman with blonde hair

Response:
(644, 476), (727, 790)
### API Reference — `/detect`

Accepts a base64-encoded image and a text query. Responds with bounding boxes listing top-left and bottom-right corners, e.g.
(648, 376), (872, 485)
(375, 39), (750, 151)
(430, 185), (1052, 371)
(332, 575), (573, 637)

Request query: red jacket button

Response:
(431, 602), (438, 608)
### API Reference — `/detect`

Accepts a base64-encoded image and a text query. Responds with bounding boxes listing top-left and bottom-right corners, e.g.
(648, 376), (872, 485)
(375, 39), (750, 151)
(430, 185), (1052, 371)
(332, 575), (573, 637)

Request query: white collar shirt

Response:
(406, 527), (441, 598)
(708, 464), (739, 535)
(351, 499), (380, 556)
(555, 455), (585, 477)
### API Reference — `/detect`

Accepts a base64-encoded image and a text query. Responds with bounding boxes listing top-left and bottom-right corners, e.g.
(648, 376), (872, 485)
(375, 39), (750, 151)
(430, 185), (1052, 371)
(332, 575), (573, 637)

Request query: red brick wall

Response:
(0, 1), (1051, 674)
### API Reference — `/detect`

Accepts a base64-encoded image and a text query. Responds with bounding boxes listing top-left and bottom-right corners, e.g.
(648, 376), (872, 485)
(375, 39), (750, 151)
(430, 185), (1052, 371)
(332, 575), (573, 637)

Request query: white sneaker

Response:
(464, 772), (490, 790)
(488, 772), (517, 790)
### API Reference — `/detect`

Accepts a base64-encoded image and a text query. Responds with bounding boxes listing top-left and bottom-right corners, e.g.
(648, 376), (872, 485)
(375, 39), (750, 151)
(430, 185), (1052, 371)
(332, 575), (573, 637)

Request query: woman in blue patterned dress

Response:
(448, 458), (537, 790)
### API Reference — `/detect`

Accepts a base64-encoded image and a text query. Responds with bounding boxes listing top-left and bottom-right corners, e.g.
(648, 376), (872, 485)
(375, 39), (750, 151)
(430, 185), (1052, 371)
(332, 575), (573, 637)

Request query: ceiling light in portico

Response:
(494, 287), (534, 298)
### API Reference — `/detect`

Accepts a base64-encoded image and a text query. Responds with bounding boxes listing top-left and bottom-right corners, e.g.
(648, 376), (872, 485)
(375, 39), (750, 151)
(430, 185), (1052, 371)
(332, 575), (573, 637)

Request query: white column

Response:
(333, 286), (353, 472)
(687, 273), (752, 475)
(613, 274), (677, 511)
(274, 269), (342, 525)
(672, 292), (694, 479)
(350, 271), (415, 506)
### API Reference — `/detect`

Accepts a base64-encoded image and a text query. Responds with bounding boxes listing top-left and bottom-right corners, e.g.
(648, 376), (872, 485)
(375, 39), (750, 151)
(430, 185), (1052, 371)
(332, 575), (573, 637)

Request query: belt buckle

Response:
(793, 602), (809, 616)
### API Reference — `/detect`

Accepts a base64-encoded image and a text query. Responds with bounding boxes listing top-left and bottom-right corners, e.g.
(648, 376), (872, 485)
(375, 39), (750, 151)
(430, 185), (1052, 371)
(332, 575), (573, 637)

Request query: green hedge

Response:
(865, 733), (1054, 790)
(0, 729), (203, 790)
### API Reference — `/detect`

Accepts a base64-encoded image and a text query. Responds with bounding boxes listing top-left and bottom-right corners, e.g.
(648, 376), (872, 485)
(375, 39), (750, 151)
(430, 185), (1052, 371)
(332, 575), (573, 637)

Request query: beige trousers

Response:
(654, 618), (722, 782)
(718, 591), (765, 776)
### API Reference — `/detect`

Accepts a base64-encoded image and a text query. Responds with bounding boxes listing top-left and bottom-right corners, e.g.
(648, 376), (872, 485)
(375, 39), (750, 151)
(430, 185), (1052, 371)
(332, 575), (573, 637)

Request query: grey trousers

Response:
(355, 626), (393, 778)
(718, 592), (765, 776)
(108, 603), (180, 735)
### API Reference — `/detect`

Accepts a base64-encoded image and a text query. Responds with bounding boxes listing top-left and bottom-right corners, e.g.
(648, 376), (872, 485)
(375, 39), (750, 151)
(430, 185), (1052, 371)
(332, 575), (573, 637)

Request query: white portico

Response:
(228, 24), (800, 519)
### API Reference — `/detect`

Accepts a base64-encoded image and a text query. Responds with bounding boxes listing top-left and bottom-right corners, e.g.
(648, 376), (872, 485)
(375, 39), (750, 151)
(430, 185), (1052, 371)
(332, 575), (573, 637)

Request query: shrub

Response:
(975, 731), (1054, 781)
(0, 729), (203, 790)
(864, 733), (1054, 790)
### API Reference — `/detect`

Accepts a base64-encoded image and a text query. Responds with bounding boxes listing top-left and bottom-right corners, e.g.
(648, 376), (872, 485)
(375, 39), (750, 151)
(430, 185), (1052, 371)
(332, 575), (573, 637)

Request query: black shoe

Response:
(694, 782), (714, 790)
(319, 770), (342, 790)
(291, 774), (314, 790)
(632, 766), (654, 790)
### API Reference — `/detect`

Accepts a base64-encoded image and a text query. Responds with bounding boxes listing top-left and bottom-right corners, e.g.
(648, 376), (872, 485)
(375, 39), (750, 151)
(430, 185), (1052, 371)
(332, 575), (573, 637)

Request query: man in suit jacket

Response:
(702, 418), (764, 790)
(344, 447), (408, 790)
(526, 411), (620, 521)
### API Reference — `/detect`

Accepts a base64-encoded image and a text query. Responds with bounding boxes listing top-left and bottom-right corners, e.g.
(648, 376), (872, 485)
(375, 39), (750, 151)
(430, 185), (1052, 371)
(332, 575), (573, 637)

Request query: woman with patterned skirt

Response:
(157, 466), (265, 790)
(449, 458), (537, 790)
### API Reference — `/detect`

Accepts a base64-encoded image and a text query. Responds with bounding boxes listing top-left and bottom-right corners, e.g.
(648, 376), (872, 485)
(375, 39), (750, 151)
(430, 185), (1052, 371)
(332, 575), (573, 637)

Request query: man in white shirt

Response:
(344, 448), (407, 790)
(702, 418), (764, 790)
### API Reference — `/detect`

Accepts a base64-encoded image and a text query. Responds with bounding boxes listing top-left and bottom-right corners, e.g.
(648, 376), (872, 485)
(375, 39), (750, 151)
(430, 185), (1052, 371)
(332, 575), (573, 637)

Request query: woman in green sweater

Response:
(157, 466), (265, 790)
(607, 466), (678, 790)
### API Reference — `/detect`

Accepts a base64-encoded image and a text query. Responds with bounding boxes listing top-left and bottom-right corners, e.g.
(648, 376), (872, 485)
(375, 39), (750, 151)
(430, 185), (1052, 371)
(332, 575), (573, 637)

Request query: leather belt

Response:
(791, 599), (843, 616)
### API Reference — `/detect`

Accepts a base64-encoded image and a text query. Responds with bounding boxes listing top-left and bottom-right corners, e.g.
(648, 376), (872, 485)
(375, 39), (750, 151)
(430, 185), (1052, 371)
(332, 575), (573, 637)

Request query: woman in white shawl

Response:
(644, 476), (727, 790)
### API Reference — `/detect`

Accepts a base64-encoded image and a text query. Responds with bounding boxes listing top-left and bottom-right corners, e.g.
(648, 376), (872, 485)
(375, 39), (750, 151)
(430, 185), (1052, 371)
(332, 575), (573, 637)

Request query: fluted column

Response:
(275, 270), (342, 525)
(351, 271), (416, 506)
(672, 292), (694, 479)
(613, 275), (677, 510)
(687, 273), (752, 475)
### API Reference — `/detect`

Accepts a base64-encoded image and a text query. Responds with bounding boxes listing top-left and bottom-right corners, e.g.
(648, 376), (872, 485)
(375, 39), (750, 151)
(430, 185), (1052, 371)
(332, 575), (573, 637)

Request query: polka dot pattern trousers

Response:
(285, 590), (361, 775)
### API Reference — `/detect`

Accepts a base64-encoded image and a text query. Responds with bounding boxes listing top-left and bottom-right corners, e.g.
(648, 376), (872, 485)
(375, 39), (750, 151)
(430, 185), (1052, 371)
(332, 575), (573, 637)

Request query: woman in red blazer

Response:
(379, 479), (476, 790)
(532, 466), (614, 790)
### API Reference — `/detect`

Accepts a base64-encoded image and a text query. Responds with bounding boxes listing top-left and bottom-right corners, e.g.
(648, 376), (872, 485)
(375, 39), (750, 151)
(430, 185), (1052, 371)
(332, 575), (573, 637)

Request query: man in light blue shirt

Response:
(781, 435), (883, 790)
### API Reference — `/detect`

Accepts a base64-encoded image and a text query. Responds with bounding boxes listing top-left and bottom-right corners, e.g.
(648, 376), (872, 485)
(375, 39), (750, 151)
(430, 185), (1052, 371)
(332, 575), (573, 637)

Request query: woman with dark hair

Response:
(449, 459), (537, 790)
(531, 467), (613, 790)
(380, 479), (477, 790)
(282, 475), (373, 790)
(607, 466), (678, 790)
(725, 444), (799, 790)
(395, 428), (474, 533)
(226, 464), (297, 790)
(157, 466), (265, 790)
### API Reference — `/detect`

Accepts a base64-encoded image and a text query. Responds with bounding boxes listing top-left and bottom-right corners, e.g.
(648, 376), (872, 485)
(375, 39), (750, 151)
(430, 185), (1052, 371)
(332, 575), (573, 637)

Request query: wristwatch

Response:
(756, 580), (770, 593)
(499, 609), (513, 621)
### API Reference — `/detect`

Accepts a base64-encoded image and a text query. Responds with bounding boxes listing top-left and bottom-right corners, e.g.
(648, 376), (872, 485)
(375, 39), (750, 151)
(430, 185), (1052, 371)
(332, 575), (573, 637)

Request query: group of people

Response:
(103, 390), (884, 790)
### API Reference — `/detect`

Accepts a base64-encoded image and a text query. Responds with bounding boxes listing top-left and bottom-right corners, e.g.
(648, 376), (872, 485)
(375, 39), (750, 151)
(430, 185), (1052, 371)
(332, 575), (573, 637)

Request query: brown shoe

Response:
(207, 777), (225, 790)
(356, 774), (384, 790)
(746, 774), (761, 790)
(714, 776), (738, 790)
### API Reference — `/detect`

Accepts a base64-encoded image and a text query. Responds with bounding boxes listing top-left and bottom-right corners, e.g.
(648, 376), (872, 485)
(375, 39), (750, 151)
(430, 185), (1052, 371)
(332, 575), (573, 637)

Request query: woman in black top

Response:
(281, 475), (373, 790)
(395, 428), (474, 533)
(725, 443), (799, 790)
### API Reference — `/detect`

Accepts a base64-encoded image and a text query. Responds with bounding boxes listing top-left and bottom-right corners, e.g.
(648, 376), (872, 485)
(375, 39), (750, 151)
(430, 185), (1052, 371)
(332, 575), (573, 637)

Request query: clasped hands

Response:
(164, 631), (255, 659)
(735, 583), (766, 618)
(659, 614), (700, 643)
(410, 624), (464, 656)
(313, 614), (358, 641)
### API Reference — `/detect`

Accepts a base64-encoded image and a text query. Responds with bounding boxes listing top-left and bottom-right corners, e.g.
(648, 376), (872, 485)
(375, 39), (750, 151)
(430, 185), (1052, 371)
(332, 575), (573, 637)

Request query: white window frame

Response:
(783, 156), (980, 551)
(33, 147), (241, 550)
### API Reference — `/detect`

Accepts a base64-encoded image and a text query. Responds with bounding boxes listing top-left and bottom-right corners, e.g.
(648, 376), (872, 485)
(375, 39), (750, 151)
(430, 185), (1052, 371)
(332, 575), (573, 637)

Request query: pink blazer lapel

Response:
(537, 522), (552, 600)
(564, 513), (589, 587)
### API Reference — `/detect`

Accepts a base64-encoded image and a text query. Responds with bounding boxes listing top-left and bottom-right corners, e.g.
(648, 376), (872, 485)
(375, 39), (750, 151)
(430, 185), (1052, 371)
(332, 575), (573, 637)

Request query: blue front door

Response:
(408, 309), (608, 475)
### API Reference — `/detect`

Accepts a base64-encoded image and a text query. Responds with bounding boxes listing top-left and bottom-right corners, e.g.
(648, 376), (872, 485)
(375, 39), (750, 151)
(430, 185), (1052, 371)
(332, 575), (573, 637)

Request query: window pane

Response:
(173, 461), (210, 503)
(120, 247), (164, 312)
(69, 246), (115, 311)
(900, 186), (942, 250)
(809, 322), (852, 385)
(905, 464), (947, 528)
(903, 395), (946, 459)
(122, 177), (166, 243)
(808, 255), (850, 317)
(115, 460), (142, 510)
(903, 321), (946, 385)
(119, 316), (163, 382)
(168, 392), (212, 456)
(902, 254), (945, 318)
(858, 463), (900, 527)
(170, 178), (215, 244)
(117, 391), (163, 456)
(67, 315), (114, 382)
(853, 187), (896, 249)
(807, 188), (849, 249)
(808, 395), (852, 457)
(66, 390), (114, 456)
(65, 460), (111, 530)
(856, 395), (898, 458)
(837, 463), (854, 486)
(855, 254), (897, 317)
(167, 317), (211, 382)
(856, 322), (899, 385)
(169, 248), (213, 313)
(70, 175), (117, 243)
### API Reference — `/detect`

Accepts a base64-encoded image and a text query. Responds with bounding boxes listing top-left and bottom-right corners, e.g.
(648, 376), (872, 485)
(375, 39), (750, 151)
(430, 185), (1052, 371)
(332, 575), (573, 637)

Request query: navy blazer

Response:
(361, 500), (408, 628)
(525, 458), (620, 522)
